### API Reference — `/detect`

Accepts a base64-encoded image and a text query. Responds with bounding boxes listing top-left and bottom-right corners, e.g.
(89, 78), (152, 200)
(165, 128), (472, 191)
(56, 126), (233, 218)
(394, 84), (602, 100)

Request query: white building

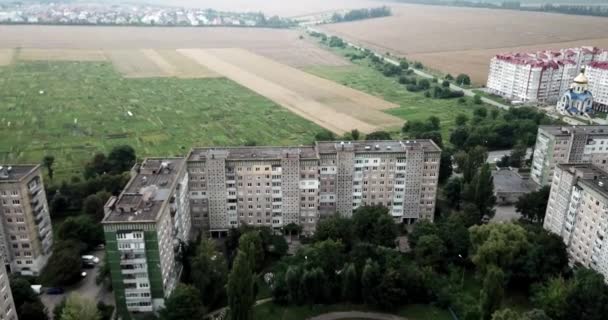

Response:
(544, 163), (608, 281)
(487, 47), (608, 105)
(587, 61), (608, 112)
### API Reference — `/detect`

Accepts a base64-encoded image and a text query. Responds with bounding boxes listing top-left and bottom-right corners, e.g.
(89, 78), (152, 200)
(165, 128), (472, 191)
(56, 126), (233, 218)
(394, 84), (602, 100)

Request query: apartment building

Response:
(487, 47), (608, 104)
(0, 165), (53, 276)
(587, 61), (608, 112)
(0, 264), (17, 320)
(187, 140), (441, 237)
(102, 158), (190, 317)
(544, 163), (608, 280)
(531, 125), (608, 186)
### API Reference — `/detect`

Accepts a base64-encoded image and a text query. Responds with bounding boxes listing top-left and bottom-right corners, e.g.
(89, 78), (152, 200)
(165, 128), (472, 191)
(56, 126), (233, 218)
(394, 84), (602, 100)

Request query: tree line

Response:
(330, 6), (392, 23)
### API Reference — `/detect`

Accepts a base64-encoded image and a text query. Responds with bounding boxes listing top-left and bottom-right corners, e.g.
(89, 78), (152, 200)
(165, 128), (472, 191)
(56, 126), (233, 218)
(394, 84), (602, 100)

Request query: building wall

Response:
(587, 65), (608, 110)
(0, 167), (52, 276)
(0, 264), (17, 320)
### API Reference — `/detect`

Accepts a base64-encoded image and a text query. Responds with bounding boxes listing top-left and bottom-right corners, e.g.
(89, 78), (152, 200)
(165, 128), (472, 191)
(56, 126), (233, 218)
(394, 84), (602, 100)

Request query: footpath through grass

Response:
(304, 48), (480, 139)
(0, 61), (322, 179)
(254, 302), (452, 320)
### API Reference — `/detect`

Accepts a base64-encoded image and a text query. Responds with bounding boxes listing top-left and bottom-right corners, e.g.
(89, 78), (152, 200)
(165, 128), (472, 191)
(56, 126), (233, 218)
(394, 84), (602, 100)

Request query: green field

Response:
(0, 62), (322, 179)
(254, 302), (452, 320)
(304, 58), (478, 139)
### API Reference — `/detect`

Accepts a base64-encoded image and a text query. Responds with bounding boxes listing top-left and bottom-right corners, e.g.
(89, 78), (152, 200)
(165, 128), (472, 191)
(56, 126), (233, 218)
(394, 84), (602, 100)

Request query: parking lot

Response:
(40, 249), (114, 316)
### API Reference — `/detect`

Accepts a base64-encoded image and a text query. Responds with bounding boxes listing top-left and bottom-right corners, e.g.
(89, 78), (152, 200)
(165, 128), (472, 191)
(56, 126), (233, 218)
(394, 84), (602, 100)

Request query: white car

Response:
(81, 255), (100, 264)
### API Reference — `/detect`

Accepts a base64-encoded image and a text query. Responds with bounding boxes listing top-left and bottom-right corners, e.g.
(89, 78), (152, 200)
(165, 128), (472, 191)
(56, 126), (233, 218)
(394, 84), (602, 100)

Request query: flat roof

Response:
(188, 140), (440, 162)
(559, 163), (608, 198)
(540, 125), (608, 137)
(492, 169), (536, 194)
(103, 157), (184, 224)
(0, 164), (40, 182)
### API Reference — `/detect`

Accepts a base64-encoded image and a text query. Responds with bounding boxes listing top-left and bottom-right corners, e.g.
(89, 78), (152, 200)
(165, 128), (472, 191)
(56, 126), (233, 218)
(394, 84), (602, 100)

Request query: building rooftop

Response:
(589, 61), (608, 71)
(103, 157), (185, 224)
(492, 169), (537, 194)
(188, 140), (441, 162)
(559, 163), (608, 197)
(493, 47), (608, 70)
(540, 125), (608, 137)
(0, 164), (40, 182)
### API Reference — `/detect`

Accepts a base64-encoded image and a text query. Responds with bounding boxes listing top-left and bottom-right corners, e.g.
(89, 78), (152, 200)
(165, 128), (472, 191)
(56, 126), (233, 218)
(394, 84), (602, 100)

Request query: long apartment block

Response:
(0, 264), (17, 320)
(532, 125), (608, 186)
(0, 165), (53, 276)
(187, 140), (441, 237)
(102, 158), (190, 316)
(544, 163), (608, 280)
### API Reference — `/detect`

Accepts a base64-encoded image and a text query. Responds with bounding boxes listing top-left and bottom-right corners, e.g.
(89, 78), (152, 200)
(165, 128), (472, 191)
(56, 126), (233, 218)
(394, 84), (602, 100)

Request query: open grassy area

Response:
(0, 61), (322, 179)
(253, 302), (451, 320)
(303, 49), (480, 139)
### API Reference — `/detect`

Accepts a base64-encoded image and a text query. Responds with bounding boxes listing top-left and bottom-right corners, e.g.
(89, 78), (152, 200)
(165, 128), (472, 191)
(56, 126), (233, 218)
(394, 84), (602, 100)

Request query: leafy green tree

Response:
(227, 250), (255, 320)
(376, 269), (407, 309)
(373, 214), (399, 247)
(456, 74), (471, 86)
(492, 308), (519, 320)
(352, 206), (397, 246)
(469, 223), (529, 276)
(473, 94), (483, 104)
(408, 220), (439, 249)
(513, 226), (569, 285)
(465, 164), (496, 218)
(54, 298), (67, 320)
(315, 129), (336, 141)
(444, 177), (464, 210)
(191, 239), (228, 309)
(341, 263), (359, 303)
(455, 114), (468, 126)
(239, 231), (264, 272)
(57, 215), (104, 250)
(450, 126), (470, 149)
(454, 146), (487, 183)
(285, 266), (302, 304)
(10, 276), (48, 320)
(314, 216), (354, 247)
(82, 194), (104, 221)
(84, 153), (108, 179)
(399, 60), (409, 70)
(351, 129), (361, 140)
(40, 240), (85, 286)
(532, 277), (572, 320)
(301, 268), (325, 304)
(60, 294), (101, 320)
(563, 269), (608, 320)
(365, 131), (392, 140)
(19, 301), (48, 320)
(474, 107), (488, 118)
(516, 186), (550, 224)
(106, 145), (136, 174)
(361, 259), (382, 306)
(160, 284), (205, 320)
(480, 266), (505, 320)
(42, 155), (55, 181)
(509, 141), (528, 168)
(438, 213), (471, 262)
(414, 234), (446, 269)
(522, 310), (552, 320)
(439, 151), (453, 184)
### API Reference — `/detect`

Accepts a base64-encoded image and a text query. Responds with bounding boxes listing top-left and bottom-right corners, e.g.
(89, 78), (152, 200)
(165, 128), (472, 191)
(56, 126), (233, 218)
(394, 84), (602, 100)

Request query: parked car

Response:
(30, 285), (42, 295)
(81, 255), (100, 264)
(46, 287), (64, 295)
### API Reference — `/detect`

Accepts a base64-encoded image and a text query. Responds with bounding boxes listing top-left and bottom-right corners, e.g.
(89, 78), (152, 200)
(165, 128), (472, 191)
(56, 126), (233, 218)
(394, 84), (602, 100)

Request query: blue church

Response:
(557, 70), (594, 116)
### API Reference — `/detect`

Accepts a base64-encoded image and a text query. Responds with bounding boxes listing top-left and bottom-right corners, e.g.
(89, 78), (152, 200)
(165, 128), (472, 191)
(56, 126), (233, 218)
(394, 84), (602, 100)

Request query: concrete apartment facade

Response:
(102, 158), (190, 317)
(487, 47), (608, 104)
(531, 125), (608, 186)
(0, 165), (53, 276)
(587, 61), (608, 112)
(0, 265), (17, 320)
(544, 163), (608, 280)
(188, 140), (441, 237)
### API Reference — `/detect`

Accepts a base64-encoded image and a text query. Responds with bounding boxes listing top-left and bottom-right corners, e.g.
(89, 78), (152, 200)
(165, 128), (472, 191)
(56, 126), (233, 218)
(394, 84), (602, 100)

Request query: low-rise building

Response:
(544, 163), (608, 280)
(188, 140), (441, 237)
(103, 158), (190, 317)
(0, 165), (53, 276)
(531, 125), (608, 186)
(492, 168), (537, 205)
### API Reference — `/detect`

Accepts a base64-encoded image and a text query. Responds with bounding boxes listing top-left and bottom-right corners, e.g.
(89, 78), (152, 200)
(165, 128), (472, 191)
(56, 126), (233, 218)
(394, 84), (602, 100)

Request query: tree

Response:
(159, 285), (205, 320)
(40, 240), (84, 286)
(42, 155), (55, 181)
(227, 250), (255, 320)
(466, 164), (496, 218)
(399, 60), (409, 70)
(57, 215), (104, 250)
(10, 276), (48, 320)
(408, 220), (439, 249)
(456, 73), (471, 86)
(60, 294), (101, 320)
(414, 235), (446, 269)
(341, 263), (359, 303)
(365, 131), (392, 140)
(418, 79), (431, 90)
(83, 153), (107, 179)
(301, 268), (325, 304)
(106, 145), (136, 174)
(474, 107), (488, 118)
(532, 277), (572, 320)
(455, 114), (468, 126)
(54, 298), (67, 320)
(373, 214), (399, 247)
(509, 141), (528, 168)
(361, 259), (382, 306)
(314, 216), (354, 247)
(514, 227), (568, 285)
(444, 177), (464, 210)
(450, 126), (470, 149)
(352, 206), (397, 246)
(563, 269), (608, 320)
(191, 239), (228, 309)
(315, 129), (336, 141)
(285, 266), (302, 304)
(492, 308), (519, 320)
(442, 80), (450, 88)
(473, 94), (483, 104)
(445, 74), (454, 81)
(439, 151), (453, 184)
(480, 266), (505, 320)
(351, 129), (361, 140)
(19, 301), (48, 320)
(239, 231), (264, 272)
(454, 146), (487, 183)
(469, 223), (530, 276)
(82, 194), (104, 221)
(516, 186), (550, 224)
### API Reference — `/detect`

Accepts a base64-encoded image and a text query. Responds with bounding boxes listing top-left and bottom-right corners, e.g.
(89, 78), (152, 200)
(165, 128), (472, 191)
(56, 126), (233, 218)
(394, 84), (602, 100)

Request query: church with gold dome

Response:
(556, 69), (594, 116)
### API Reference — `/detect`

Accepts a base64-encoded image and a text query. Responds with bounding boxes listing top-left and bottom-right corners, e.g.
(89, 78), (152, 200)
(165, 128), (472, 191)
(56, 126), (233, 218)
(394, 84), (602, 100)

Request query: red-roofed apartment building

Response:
(487, 47), (608, 105)
(587, 61), (608, 112)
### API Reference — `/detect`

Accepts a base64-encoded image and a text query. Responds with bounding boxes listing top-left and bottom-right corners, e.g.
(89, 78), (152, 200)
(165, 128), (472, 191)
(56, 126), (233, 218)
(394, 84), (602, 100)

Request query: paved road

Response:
(41, 249), (113, 317)
(309, 311), (407, 320)
(306, 27), (511, 110)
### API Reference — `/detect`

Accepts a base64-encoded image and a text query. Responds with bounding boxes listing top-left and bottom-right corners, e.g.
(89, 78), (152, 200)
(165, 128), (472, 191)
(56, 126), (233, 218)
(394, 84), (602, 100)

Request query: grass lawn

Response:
(303, 50), (480, 140)
(0, 61), (322, 180)
(254, 302), (451, 320)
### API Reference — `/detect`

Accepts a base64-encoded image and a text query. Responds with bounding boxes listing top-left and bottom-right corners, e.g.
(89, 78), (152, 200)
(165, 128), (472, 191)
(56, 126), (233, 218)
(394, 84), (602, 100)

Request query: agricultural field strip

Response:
(18, 48), (107, 61)
(179, 48), (384, 134)
(0, 49), (14, 66)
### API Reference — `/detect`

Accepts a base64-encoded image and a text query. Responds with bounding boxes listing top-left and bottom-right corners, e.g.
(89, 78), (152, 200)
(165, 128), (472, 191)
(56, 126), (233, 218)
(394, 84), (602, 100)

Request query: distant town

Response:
(0, 2), (295, 27)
